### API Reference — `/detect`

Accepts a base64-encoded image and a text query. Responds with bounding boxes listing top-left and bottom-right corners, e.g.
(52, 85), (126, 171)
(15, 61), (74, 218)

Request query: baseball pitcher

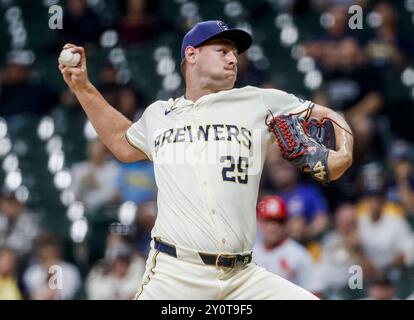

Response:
(59, 20), (353, 299)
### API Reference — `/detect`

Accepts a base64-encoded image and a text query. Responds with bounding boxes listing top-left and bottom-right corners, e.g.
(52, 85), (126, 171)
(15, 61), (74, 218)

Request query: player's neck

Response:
(184, 75), (230, 102)
(184, 87), (217, 102)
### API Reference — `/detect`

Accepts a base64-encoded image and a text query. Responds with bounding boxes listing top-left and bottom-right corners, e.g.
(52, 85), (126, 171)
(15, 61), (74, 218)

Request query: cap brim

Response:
(198, 29), (252, 55)
(258, 216), (288, 223)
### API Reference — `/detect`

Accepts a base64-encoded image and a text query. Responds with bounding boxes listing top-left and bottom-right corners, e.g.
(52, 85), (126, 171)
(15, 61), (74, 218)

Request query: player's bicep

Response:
(123, 113), (153, 162)
(261, 88), (313, 118)
(122, 134), (149, 162)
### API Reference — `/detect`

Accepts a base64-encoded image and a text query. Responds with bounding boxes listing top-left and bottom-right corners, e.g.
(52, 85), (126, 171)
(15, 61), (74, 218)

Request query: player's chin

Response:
(223, 74), (237, 88)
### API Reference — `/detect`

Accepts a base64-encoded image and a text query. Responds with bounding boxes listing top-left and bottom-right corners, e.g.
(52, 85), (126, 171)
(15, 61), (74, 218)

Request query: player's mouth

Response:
(224, 68), (237, 75)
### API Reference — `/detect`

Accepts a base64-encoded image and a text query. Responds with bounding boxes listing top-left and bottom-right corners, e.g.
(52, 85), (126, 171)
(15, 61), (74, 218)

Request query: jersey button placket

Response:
(194, 105), (221, 243)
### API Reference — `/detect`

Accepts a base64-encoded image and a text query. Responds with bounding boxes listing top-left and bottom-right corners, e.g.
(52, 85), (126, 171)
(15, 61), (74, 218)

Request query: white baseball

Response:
(59, 49), (81, 67)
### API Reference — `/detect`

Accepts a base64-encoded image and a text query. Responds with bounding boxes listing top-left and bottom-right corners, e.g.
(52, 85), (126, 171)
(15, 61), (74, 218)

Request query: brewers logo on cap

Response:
(217, 21), (229, 31)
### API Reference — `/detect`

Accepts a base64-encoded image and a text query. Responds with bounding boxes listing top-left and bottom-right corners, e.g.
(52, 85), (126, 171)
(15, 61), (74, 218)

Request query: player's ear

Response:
(185, 46), (197, 65)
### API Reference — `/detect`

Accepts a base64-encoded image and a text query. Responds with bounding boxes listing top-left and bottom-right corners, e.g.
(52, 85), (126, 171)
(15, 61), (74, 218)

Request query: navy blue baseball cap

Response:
(181, 20), (252, 60)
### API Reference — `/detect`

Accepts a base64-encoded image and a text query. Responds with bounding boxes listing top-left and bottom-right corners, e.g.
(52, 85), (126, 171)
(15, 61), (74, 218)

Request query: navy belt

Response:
(154, 238), (252, 269)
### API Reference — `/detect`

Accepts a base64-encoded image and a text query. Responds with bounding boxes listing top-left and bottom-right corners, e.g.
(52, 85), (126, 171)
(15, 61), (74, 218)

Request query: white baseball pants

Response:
(134, 244), (319, 300)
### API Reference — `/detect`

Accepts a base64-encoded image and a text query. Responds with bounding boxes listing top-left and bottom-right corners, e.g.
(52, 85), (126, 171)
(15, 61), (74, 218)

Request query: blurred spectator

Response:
(251, 0), (312, 18)
(357, 163), (414, 273)
(0, 52), (58, 120)
(116, 0), (171, 46)
(313, 38), (383, 161)
(253, 195), (319, 293)
(95, 64), (145, 120)
(267, 0), (305, 13)
(23, 235), (81, 300)
(315, 203), (377, 298)
(59, 89), (81, 110)
(116, 160), (157, 205)
(0, 188), (39, 259)
(0, 248), (22, 300)
(86, 233), (145, 299)
(365, 1), (412, 70)
(304, 4), (359, 61)
(130, 200), (157, 257)
(57, 0), (102, 50)
(305, 4), (383, 159)
(310, 0), (370, 12)
(362, 275), (398, 300)
(266, 145), (329, 242)
(117, 86), (143, 121)
(235, 54), (267, 88)
(387, 140), (414, 215)
(96, 63), (122, 107)
(70, 139), (119, 212)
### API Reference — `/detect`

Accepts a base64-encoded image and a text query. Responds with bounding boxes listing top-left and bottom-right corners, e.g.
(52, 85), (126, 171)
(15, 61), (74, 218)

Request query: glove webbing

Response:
(268, 116), (307, 160)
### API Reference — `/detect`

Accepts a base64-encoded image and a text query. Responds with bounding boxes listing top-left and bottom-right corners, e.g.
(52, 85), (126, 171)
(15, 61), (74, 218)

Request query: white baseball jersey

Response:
(126, 86), (312, 254)
(253, 238), (319, 292)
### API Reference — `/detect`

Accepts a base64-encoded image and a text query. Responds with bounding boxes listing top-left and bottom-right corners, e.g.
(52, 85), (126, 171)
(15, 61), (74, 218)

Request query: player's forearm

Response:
(327, 148), (353, 181)
(311, 104), (354, 180)
(73, 83), (144, 162)
(328, 117), (353, 180)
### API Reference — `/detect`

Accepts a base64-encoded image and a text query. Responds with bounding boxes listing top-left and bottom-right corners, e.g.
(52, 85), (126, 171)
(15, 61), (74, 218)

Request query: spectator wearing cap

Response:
(356, 163), (414, 273)
(0, 188), (39, 259)
(387, 140), (414, 216)
(253, 195), (320, 293)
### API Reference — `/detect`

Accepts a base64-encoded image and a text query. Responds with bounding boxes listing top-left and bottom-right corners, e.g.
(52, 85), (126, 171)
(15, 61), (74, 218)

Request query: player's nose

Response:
(227, 51), (238, 66)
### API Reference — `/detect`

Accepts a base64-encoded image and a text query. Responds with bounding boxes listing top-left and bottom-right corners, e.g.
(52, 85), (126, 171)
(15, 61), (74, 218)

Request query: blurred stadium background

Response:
(0, 0), (413, 300)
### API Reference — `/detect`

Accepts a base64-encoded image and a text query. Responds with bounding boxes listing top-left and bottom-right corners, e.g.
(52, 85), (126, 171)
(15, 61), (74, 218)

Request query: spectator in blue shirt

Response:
(116, 161), (157, 205)
(266, 145), (330, 242)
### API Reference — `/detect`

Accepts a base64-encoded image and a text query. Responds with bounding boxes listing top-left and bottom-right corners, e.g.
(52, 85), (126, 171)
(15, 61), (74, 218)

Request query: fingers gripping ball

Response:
(58, 49), (81, 67)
